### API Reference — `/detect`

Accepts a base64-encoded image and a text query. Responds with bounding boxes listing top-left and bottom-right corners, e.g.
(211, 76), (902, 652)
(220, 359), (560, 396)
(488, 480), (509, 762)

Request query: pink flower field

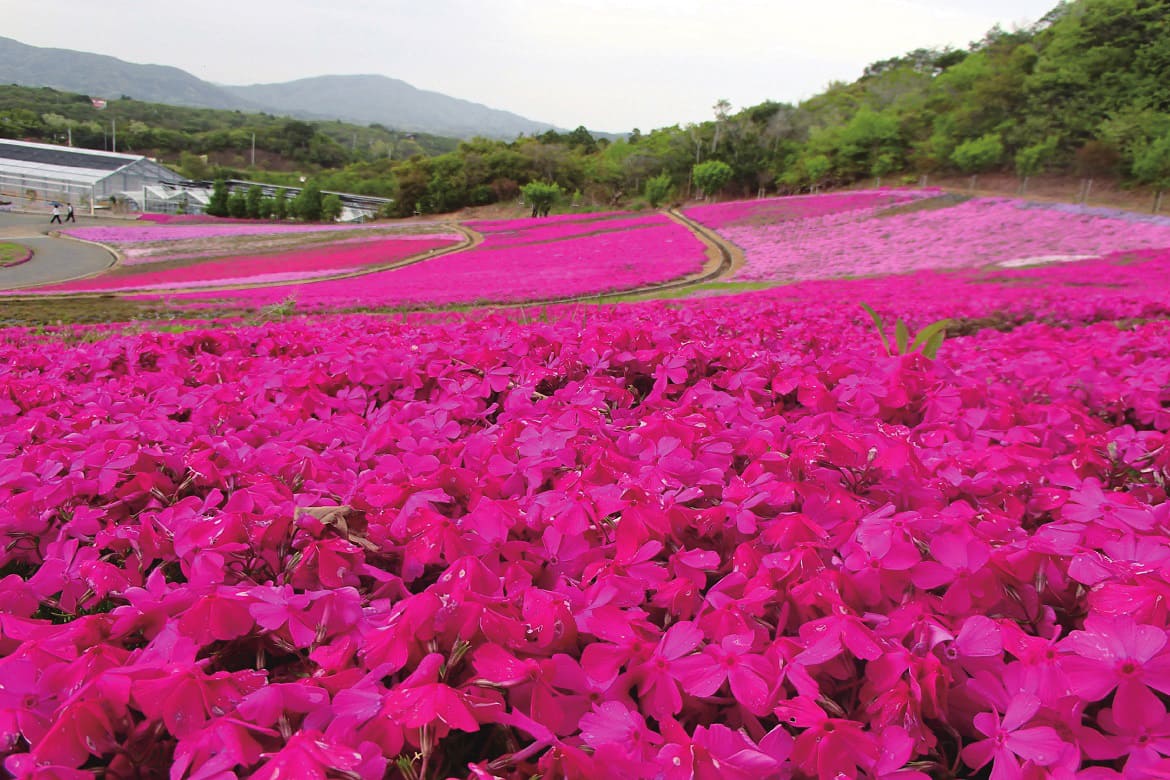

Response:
(686, 194), (1170, 281)
(6, 240), (1170, 777)
(131, 213), (709, 309)
(682, 188), (934, 230)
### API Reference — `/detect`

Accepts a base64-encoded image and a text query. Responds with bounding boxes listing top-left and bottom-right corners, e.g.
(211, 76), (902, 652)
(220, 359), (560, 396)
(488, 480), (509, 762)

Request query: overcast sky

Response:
(3, 0), (1057, 133)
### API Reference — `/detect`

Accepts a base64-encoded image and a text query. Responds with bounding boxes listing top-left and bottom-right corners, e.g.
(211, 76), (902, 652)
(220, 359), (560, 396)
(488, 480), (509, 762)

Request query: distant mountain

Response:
(222, 75), (558, 140)
(0, 36), (563, 139)
(0, 35), (262, 112)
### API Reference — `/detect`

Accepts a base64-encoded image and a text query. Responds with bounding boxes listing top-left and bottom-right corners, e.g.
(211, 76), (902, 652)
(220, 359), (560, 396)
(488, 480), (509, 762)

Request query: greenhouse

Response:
(0, 139), (184, 214)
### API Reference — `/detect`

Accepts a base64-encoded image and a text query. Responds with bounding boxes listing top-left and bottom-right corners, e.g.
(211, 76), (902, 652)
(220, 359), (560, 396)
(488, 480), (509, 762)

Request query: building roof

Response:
(0, 139), (147, 186)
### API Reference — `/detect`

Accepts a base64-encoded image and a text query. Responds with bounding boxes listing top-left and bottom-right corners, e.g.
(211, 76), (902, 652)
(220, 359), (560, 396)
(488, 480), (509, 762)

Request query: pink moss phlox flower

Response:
(1079, 691), (1170, 772)
(910, 531), (997, 615)
(656, 716), (794, 780)
(169, 717), (274, 780)
(381, 653), (481, 732)
(250, 731), (371, 780)
(578, 700), (663, 777)
(1062, 478), (1156, 532)
(1061, 615), (1170, 712)
(673, 632), (776, 715)
(962, 693), (1070, 780)
(778, 695), (883, 779)
(794, 609), (884, 666)
(130, 665), (266, 738)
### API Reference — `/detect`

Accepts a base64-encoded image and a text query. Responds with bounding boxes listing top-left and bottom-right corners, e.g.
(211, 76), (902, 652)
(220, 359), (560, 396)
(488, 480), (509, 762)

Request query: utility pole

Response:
(67, 127), (72, 147)
(112, 119), (116, 153)
(251, 133), (256, 167)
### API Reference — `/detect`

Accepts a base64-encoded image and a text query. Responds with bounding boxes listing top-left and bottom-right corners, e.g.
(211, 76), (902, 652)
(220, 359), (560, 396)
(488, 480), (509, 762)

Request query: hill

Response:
(0, 36), (562, 140)
(223, 75), (559, 140)
(0, 35), (260, 112)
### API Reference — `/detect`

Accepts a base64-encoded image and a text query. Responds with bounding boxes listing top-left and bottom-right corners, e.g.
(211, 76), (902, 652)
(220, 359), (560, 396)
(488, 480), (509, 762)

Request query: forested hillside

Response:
(3, 0), (1168, 215)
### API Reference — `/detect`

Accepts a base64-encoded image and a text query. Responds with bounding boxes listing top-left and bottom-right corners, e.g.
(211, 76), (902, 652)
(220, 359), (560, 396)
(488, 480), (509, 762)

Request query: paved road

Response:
(0, 211), (118, 290)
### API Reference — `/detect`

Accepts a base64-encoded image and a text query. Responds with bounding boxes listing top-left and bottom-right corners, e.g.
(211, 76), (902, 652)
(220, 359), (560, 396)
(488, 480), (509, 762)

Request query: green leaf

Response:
(895, 318), (909, 355)
(910, 318), (953, 352)
(923, 330), (946, 359)
(860, 303), (890, 355)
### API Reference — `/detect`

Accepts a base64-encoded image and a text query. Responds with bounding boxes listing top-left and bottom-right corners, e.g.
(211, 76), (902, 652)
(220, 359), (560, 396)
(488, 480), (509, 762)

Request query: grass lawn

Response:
(0, 241), (32, 268)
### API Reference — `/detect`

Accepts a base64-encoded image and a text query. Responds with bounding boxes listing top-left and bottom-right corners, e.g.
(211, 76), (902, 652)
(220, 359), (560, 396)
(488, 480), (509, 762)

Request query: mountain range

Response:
(0, 35), (563, 140)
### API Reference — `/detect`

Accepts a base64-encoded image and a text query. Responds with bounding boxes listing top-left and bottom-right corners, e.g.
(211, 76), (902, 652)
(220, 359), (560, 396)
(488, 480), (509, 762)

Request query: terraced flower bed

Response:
(4, 243), (1170, 777)
(129, 212), (709, 310)
(682, 188), (933, 230)
(687, 194), (1170, 282)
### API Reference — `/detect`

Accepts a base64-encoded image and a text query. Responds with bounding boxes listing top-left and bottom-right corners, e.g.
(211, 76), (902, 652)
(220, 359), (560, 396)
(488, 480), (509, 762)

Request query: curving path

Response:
(0, 212), (117, 290)
(0, 209), (738, 308)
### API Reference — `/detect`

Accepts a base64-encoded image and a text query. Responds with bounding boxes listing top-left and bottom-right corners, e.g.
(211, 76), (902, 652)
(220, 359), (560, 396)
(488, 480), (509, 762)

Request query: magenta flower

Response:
(579, 700), (662, 776)
(779, 696), (882, 779)
(911, 531), (996, 614)
(1081, 693), (1170, 773)
(673, 633), (775, 715)
(962, 694), (1069, 779)
(30, 699), (118, 768)
(627, 620), (704, 720)
(794, 611), (883, 666)
(1061, 615), (1170, 712)
(381, 653), (480, 733)
(1062, 478), (1155, 532)
(250, 731), (367, 780)
(657, 718), (792, 780)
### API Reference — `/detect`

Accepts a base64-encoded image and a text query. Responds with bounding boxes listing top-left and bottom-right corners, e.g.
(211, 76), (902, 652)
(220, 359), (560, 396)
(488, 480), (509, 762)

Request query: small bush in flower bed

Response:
(130, 214), (707, 310)
(6, 250), (1170, 777)
(689, 194), (1170, 282)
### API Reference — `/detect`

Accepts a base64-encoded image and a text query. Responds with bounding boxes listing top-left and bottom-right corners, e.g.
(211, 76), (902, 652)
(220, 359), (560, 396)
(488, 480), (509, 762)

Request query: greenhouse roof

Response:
(0, 139), (144, 185)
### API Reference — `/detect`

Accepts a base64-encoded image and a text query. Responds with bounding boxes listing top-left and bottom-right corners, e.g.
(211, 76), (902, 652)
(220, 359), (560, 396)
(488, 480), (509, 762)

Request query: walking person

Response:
(65, 203), (75, 223)
(49, 204), (62, 224)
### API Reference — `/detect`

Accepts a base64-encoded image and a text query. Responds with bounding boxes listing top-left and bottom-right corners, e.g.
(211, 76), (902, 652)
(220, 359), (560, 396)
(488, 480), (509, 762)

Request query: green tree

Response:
(692, 160), (733, 199)
(520, 181), (561, 217)
(293, 182), (323, 222)
(644, 173), (674, 208)
(321, 193), (343, 222)
(245, 185), (263, 219)
(227, 192), (248, 218)
(272, 190), (289, 220)
(178, 151), (210, 180)
(205, 179), (230, 217)
(836, 108), (902, 180)
(1014, 135), (1059, 192)
(951, 132), (1004, 173)
(1133, 133), (1170, 212)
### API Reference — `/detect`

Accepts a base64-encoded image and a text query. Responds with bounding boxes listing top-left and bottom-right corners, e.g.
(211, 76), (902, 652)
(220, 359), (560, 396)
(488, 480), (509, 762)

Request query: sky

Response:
(4, 0), (1059, 133)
